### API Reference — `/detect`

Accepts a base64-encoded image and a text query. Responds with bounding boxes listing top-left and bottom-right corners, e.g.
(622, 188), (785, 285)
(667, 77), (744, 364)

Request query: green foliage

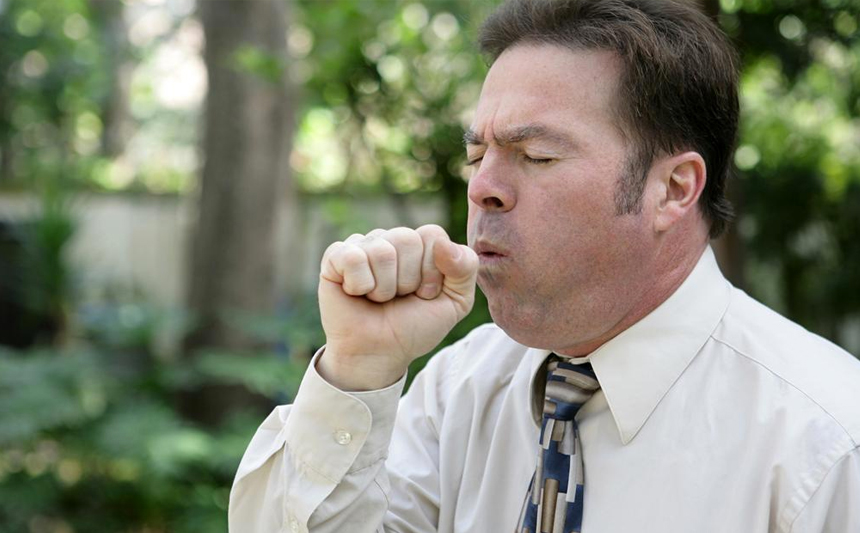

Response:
(0, 348), (104, 446)
(0, 0), (111, 189)
(0, 303), (310, 532)
(291, 0), (489, 203)
(232, 45), (285, 84)
(725, 1), (860, 342)
(1, 0), (859, 530)
(167, 350), (306, 399)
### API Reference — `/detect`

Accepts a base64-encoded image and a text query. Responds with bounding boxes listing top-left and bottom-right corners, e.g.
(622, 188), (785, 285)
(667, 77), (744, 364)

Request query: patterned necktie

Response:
(519, 356), (600, 533)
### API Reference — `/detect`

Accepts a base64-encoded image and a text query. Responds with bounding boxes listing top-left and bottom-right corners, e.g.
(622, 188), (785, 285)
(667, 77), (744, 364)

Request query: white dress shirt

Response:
(229, 247), (860, 532)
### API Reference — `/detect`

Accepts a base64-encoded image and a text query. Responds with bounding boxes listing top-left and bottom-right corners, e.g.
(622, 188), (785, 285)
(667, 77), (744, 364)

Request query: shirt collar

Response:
(527, 246), (732, 445)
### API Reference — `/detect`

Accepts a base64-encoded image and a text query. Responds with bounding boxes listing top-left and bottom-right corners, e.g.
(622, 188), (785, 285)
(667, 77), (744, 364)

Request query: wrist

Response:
(316, 347), (408, 392)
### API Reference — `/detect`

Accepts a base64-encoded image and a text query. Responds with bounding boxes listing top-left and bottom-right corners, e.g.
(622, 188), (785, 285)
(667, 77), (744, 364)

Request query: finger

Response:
(324, 242), (375, 296)
(320, 240), (345, 283)
(381, 227), (423, 296)
(325, 230), (380, 285)
(362, 236), (398, 302)
(435, 240), (479, 300)
(321, 233), (368, 283)
(415, 224), (448, 299)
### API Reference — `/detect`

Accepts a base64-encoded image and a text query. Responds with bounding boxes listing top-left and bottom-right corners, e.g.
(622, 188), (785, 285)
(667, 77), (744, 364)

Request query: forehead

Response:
(472, 44), (623, 145)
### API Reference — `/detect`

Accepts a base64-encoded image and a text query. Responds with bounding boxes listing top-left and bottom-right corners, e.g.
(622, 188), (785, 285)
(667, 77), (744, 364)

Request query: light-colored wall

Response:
(0, 192), (445, 308)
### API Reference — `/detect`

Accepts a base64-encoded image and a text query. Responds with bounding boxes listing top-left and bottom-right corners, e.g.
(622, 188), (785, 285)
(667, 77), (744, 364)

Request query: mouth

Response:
(478, 252), (505, 263)
(473, 241), (509, 264)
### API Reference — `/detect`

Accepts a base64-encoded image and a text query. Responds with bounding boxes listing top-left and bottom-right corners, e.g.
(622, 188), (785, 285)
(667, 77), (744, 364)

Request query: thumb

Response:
(434, 240), (479, 297)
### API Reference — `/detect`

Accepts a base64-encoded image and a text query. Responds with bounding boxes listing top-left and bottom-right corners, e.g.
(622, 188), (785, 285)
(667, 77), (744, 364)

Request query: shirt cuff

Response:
(283, 347), (407, 482)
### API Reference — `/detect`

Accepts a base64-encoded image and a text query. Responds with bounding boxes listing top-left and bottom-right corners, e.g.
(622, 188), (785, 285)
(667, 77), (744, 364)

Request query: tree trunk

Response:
(183, 0), (293, 425)
(90, 0), (134, 158)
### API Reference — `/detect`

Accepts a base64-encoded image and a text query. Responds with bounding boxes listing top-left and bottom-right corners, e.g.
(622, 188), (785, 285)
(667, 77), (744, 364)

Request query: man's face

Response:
(466, 44), (659, 353)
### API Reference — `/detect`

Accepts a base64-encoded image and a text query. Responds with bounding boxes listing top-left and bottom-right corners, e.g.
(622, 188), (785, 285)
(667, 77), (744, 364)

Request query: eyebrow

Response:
(463, 124), (579, 152)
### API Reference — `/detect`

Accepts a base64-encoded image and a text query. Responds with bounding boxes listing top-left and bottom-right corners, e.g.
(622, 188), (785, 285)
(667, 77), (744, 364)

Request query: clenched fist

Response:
(317, 225), (479, 391)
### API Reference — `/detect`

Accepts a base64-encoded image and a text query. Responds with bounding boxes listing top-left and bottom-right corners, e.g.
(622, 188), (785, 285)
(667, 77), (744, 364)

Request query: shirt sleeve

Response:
(788, 446), (860, 533)
(228, 341), (463, 533)
(228, 348), (406, 533)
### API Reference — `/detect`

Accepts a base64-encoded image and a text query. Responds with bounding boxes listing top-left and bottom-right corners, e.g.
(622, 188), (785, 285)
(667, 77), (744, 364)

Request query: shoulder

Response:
(712, 287), (860, 444)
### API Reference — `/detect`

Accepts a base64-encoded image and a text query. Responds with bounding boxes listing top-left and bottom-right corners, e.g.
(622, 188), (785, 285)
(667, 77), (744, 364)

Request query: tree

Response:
(89, 0), (133, 158)
(724, 0), (860, 345)
(183, 0), (294, 424)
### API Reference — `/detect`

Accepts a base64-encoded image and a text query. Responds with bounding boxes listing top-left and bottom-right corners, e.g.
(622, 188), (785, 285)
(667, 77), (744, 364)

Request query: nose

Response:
(467, 152), (516, 212)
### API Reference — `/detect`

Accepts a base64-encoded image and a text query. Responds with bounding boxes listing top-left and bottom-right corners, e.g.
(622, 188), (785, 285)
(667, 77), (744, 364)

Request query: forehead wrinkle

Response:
(499, 124), (576, 151)
(464, 123), (578, 152)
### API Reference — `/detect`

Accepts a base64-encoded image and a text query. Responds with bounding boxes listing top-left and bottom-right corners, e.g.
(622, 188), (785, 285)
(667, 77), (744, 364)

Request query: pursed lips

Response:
(472, 240), (510, 265)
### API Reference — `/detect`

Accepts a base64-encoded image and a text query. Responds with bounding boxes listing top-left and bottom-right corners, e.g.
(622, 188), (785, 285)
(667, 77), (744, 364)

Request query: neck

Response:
(556, 238), (708, 358)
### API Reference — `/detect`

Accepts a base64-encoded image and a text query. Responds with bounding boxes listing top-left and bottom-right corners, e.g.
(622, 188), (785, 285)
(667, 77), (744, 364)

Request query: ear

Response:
(652, 151), (707, 233)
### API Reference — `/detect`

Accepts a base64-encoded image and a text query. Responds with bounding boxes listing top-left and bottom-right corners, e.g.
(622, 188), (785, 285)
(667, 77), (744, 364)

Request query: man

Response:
(229, 0), (860, 531)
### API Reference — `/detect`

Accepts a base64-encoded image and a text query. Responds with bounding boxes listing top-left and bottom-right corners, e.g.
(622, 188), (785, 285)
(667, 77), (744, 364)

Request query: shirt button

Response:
(334, 429), (352, 445)
(289, 516), (299, 533)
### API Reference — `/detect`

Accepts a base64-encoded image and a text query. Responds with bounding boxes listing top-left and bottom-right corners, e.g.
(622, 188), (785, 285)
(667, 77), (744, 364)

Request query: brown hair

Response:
(479, 0), (739, 238)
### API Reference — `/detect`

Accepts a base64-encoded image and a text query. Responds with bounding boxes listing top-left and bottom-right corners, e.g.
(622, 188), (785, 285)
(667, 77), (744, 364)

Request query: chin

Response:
(487, 296), (555, 350)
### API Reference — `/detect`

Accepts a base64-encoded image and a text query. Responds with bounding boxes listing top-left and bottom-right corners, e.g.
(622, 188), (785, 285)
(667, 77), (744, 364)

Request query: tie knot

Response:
(543, 357), (600, 421)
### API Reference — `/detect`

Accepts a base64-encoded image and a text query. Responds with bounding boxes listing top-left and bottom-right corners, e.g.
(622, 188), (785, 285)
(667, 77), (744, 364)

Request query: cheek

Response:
(526, 187), (616, 248)
(466, 203), (479, 239)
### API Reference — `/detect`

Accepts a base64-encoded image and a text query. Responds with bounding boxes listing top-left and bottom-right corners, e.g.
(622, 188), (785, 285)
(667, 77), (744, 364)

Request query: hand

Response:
(317, 225), (479, 391)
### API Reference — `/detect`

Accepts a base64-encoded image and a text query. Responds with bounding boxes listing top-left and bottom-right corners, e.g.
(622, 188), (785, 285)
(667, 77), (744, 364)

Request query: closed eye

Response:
(466, 155), (553, 166)
(524, 155), (553, 165)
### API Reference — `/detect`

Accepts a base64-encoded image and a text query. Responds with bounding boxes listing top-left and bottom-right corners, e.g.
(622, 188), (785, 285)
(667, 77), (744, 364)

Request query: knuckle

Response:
(344, 278), (374, 296)
(366, 240), (398, 267)
(385, 226), (421, 246)
(344, 233), (365, 244)
(355, 278), (376, 293)
(322, 241), (344, 260)
(339, 245), (367, 270)
(417, 223), (447, 239)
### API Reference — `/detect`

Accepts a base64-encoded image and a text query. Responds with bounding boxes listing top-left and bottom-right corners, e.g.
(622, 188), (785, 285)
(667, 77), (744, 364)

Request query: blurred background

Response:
(0, 0), (857, 530)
